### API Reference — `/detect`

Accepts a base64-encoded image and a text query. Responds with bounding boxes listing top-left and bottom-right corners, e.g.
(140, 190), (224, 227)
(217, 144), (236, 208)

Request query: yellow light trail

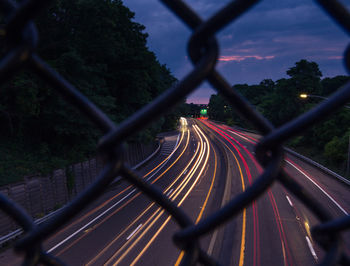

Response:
(106, 124), (209, 265)
(174, 134), (218, 266)
(199, 122), (247, 266)
(144, 129), (184, 178)
(50, 129), (186, 244)
(105, 125), (205, 265)
(86, 129), (191, 266)
(128, 125), (210, 266)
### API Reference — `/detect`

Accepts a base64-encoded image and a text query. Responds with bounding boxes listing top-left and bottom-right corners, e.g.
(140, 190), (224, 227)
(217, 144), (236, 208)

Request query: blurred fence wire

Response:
(0, 0), (349, 265)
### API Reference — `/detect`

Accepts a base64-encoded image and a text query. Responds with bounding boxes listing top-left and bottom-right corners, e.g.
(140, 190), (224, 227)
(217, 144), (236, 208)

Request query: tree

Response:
(287, 59), (322, 94)
(208, 94), (227, 121)
(0, 0), (178, 183)
(321, 75), (350, 96)
(210, 59), (350, 177)
(324, 133), (349, 166)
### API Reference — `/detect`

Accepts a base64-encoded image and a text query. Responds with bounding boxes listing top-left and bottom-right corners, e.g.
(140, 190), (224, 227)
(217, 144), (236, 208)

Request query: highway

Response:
(0, 118), (349, 265)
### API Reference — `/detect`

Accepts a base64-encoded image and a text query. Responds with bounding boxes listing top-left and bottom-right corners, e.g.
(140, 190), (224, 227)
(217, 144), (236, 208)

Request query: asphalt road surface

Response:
(1, 118), (349, 265)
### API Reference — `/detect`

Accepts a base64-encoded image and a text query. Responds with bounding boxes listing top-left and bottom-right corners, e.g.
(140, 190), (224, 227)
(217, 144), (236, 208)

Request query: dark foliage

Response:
(0, 0), (177, 184)
(208, 59), (350, 177)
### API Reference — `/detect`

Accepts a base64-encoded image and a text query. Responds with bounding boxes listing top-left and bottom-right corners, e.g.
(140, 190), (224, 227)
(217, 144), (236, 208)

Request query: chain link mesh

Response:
(0, 0), (349, 265)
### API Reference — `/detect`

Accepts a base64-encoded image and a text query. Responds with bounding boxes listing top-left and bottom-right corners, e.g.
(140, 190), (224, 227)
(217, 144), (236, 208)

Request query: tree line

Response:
(0, 0), (179, 184)
(208, 59), (350, 177)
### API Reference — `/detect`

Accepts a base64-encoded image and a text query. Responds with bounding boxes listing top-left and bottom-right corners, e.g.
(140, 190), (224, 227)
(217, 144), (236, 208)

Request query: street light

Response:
(299, 93), (350, 109)
(299, 93), (350, 176)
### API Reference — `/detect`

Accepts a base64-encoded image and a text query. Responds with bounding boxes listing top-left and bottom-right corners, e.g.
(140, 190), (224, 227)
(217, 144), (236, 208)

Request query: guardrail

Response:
(285, 148), (350, 186)
(227, 124), (350, 187)
(0, 140), (162, 247)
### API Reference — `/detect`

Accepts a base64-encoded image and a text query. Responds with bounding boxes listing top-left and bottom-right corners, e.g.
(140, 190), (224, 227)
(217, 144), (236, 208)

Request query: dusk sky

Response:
(124, 0), (349, 104)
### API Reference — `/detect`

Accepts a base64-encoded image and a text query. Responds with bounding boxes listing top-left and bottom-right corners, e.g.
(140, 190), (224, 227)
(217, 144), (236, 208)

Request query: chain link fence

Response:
(0, 0), (349, 265)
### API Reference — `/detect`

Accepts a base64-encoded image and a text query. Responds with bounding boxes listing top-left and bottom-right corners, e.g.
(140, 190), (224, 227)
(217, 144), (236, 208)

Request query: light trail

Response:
(231, 124), (348, 258)
(87, 124), (203, 265)
(84, 195), (158, 266)
(174, 139), (218, 265)
(108, 125), (206, 264)
(129, 125), (212, 266)
(107, 125), (210, 265)
(286, 159), (348, 215)
(203, 121), (259, 266)
(47, 189), (136, 253)
(217, 122), (349, 264)
(214, 122), (294, 266)
(220, 123), (348, 216)
(50, 128), (189, 256)
(48, 130), (185, 249)
(212, 122), (295, 266)
(85, 129), (195, 265)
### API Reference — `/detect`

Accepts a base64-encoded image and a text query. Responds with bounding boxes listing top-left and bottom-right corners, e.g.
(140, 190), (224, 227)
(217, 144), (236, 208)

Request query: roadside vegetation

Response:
(208, 59), (350, 178)
(0, 0), (180, 185)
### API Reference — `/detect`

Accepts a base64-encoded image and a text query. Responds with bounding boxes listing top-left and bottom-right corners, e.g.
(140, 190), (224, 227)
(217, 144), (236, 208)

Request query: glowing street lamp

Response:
(299, 93), (350, 109)
(299, 93), (328, 100)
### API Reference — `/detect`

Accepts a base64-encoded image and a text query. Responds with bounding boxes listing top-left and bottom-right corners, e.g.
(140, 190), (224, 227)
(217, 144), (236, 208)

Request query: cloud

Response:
(273, 35), (321, 44)
(304, 54), (344, 62)
(328, 56), (343, 60)
(218, 55), (275, 62)
(124, 0), (349, 103)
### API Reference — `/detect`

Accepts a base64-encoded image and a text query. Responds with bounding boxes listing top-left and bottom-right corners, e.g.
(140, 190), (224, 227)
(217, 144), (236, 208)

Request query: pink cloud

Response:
(218, 55), (275, 62)
(328, 56), (343, 60)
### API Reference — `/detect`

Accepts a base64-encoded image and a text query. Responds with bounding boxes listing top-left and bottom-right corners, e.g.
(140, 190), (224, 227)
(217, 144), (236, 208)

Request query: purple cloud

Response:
(124, 0), (349, 104)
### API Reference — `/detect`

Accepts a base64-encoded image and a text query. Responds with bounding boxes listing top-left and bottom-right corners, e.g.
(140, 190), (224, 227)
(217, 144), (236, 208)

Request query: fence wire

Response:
(0, 0), (349, 265)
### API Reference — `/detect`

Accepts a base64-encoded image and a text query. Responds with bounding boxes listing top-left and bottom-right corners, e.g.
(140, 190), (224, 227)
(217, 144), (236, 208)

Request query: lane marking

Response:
(207, 230), (218, 255)
(286, 160), (348, 215)
(86, 131), (195, 265)
(126, 224), (142, 240)
(225, 123), (348, 216)
(217, 122), (341, 264)
(113, 125), (209, 265)
(49, 131), (184, 245)
(305, 236), (318, 261)
(224, 124), (346, 216)
(286, 195), (293, 207)
(48, 189), (136, 253)
(49, 131), (188, 254)
(166, 189), (173, 197)
(146, 134), (181, 182)
(173, 140), (217, 265)
(139, 125), (214, 266)
(175, 133), (180, 148)
(209, 122), (293, 266)
(202, 122), (247, 266)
